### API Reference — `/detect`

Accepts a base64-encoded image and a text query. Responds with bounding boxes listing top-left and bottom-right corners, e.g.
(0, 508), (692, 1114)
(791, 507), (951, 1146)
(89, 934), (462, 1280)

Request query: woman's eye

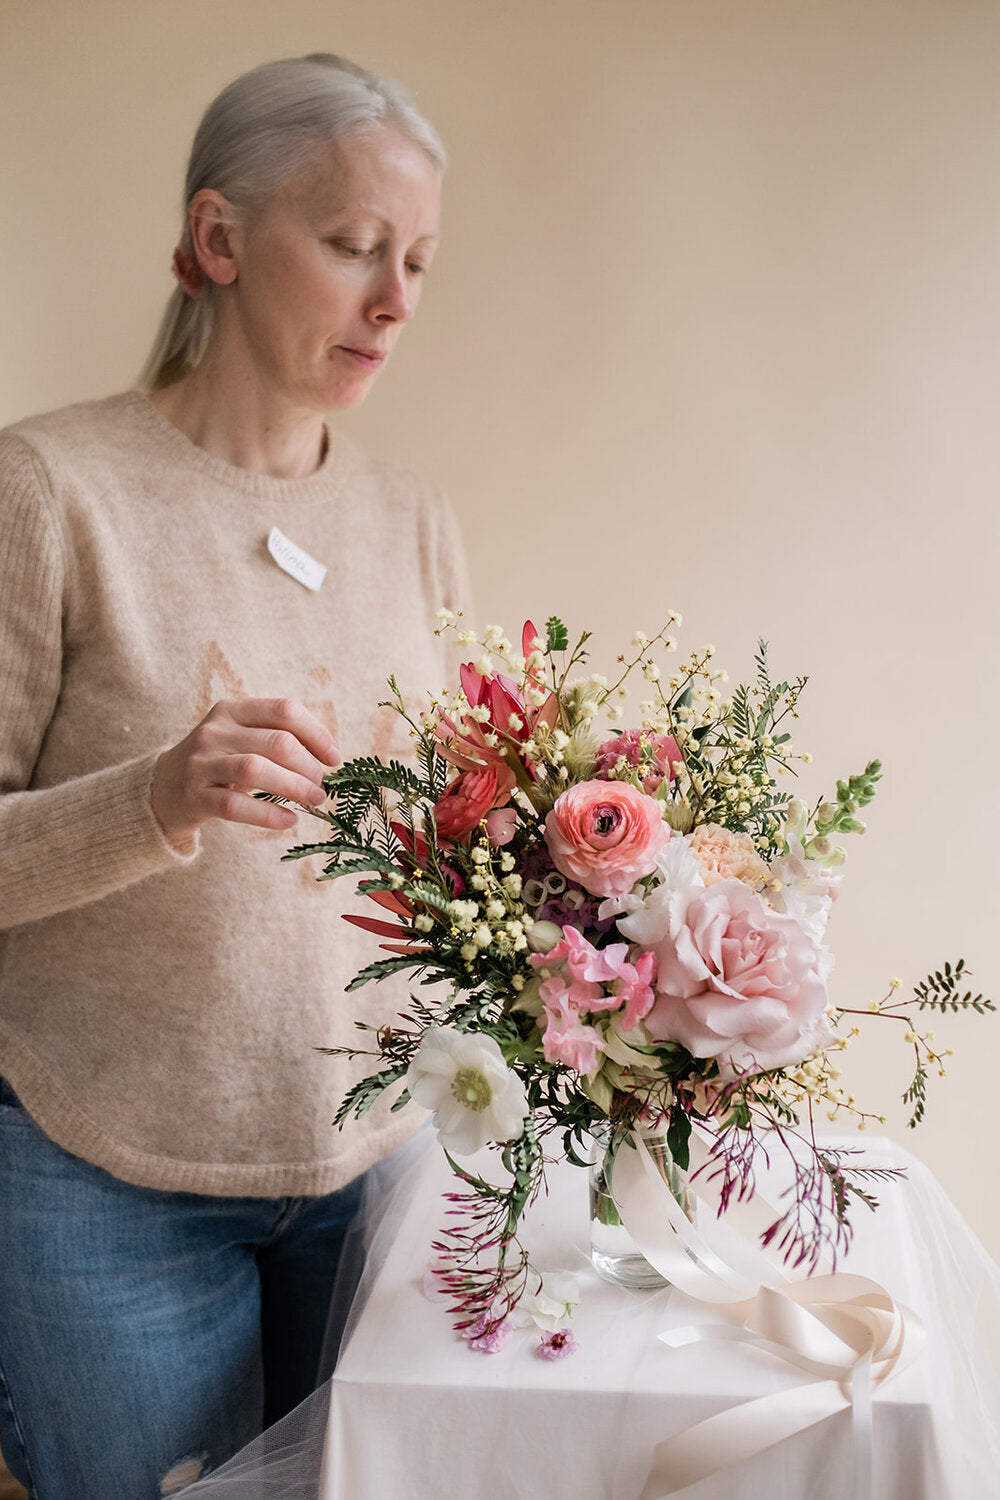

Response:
(406, 261), (428, 277)
(333, 242), (371, 258)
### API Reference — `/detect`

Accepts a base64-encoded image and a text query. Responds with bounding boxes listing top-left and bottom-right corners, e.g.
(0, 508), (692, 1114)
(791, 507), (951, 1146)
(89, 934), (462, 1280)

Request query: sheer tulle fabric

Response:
(182, 1131), (1000, 1499)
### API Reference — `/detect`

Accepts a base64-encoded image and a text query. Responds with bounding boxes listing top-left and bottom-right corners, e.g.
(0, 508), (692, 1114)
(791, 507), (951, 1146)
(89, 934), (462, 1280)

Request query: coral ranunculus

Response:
(433, 763), (516, 843)
(619, 878), (833, 1074)
(543, 780), (670, 898)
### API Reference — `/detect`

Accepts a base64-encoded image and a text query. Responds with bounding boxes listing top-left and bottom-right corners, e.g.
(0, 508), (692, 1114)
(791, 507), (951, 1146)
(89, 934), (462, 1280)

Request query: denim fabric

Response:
(0, 1077), (365, 1499)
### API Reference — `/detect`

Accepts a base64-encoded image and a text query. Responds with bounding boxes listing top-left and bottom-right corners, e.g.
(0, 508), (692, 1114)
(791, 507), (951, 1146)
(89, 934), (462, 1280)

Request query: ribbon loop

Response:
(610, 1135), (925, 1499)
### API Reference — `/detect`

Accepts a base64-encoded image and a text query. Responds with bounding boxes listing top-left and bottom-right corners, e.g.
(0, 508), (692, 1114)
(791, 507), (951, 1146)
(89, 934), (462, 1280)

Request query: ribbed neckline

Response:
(120, 389), (352, 504)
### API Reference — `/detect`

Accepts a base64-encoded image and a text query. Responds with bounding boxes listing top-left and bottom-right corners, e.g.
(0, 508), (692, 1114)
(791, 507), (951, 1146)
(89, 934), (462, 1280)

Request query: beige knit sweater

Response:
(0, 391), (468, 1195)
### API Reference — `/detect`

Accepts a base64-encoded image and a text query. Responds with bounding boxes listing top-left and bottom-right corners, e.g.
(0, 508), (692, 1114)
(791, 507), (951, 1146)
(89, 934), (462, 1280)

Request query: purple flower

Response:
(536, 1328), (579, 1360)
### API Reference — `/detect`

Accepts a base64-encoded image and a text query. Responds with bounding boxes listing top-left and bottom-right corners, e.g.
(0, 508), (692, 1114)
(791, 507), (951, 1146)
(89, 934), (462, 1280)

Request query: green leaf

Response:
(345, 955), (426, 991)
(546, 616), (569, 652)
(666, 1112), (692, 1172)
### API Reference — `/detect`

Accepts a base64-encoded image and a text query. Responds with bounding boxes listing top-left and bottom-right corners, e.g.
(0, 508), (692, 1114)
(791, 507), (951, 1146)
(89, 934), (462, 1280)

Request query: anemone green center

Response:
(451, 1066), (493, 1112)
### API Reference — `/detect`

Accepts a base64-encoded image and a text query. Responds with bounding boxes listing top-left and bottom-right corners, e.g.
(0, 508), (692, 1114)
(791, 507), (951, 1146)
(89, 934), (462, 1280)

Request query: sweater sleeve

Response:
(0, 437), (197, 932)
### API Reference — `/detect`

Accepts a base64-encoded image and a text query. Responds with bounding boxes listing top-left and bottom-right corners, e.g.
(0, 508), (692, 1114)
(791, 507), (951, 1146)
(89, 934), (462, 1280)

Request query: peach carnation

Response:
(687, 824), (768, 888)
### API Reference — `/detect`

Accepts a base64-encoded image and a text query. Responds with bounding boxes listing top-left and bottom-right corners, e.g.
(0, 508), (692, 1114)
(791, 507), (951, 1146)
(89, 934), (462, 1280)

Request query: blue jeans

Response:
(0, 1077), (365, 1499)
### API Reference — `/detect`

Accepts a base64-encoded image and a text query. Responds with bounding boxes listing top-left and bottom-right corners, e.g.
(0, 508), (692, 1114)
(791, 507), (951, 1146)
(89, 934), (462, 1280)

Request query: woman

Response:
(0, 53), (467, 1498)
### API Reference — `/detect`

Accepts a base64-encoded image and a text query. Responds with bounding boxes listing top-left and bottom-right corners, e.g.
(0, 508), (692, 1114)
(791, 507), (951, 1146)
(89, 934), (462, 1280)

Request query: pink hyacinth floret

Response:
(594, 728), (683, 795)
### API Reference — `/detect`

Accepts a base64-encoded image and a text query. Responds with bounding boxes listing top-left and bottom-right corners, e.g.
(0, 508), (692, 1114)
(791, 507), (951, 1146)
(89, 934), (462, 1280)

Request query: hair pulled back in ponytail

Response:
(140, 53), (445, 390)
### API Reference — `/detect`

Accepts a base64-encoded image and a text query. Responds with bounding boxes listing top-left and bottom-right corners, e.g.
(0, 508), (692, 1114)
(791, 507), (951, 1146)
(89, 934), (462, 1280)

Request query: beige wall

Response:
(2, 0), (998, 1256)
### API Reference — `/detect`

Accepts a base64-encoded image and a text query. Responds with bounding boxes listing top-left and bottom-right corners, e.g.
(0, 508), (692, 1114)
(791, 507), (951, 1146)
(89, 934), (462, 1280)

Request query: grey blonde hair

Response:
(140, 53), (445, 390)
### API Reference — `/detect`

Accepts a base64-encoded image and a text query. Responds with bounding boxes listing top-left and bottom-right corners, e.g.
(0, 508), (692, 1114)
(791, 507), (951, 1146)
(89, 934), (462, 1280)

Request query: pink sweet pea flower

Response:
(531, 926), (657, 1031)
(582, 944), (658, 1031)
(537, 975), (605, 1073)
(531, 927), (657, 1067)
(544, 781), (670, 898)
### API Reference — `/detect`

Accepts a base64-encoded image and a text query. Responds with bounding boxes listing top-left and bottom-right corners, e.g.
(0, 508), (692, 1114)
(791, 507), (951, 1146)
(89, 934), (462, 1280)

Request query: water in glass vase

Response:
(588, 1124), (694, 1289)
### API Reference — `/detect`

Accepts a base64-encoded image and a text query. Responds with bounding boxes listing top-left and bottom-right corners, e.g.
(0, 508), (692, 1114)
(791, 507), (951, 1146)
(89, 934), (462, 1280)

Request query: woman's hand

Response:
(151, 698), (341, 845)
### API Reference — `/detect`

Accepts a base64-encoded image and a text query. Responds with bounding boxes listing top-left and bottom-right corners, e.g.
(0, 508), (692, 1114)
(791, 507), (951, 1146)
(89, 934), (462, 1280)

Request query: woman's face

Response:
(221, 127), (441, 413)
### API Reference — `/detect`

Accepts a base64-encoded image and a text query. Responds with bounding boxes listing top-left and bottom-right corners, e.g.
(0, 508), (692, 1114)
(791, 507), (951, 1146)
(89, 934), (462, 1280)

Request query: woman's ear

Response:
(187, 189), (240, 286)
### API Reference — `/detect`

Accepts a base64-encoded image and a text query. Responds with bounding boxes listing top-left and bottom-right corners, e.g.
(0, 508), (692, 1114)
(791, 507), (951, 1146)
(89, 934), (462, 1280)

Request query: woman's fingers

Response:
(151, 697), (342, 845)
(223, 698), (342, 773)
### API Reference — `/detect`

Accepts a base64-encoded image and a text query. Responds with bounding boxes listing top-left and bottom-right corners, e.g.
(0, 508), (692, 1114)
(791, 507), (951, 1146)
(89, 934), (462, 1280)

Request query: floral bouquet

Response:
(277, 613), (992, 1341)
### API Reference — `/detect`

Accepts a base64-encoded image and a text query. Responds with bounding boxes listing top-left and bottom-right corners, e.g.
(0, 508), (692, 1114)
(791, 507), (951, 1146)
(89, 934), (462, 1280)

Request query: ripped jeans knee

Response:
(160, 1453), (209, 1494)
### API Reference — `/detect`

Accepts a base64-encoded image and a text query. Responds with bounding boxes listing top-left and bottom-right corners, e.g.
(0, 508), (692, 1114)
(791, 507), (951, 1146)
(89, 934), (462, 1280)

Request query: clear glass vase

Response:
(588, 1123), (694, 1289)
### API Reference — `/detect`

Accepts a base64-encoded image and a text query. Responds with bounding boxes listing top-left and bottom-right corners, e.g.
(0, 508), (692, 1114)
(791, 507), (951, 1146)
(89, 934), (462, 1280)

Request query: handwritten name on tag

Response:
(267, 527), (327, 592)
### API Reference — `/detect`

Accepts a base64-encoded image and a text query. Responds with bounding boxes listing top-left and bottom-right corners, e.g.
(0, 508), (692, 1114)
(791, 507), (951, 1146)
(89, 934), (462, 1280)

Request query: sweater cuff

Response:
(2, 750), (201, 930)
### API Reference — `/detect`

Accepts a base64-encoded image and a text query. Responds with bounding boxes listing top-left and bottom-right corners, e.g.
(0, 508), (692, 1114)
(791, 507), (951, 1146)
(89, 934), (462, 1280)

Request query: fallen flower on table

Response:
(537, 1329), (579, 1360)
(462, 1312), (513, 1354)
(514, 1269), (583, 1331)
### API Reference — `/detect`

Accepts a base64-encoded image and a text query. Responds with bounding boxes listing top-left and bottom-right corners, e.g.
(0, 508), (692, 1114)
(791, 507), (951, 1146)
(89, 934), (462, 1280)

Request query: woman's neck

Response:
(149, 360), (327, 479)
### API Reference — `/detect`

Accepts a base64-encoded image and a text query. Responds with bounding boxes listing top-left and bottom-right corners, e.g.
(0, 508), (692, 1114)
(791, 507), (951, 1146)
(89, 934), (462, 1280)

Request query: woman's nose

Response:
(368, 265), (415, 324)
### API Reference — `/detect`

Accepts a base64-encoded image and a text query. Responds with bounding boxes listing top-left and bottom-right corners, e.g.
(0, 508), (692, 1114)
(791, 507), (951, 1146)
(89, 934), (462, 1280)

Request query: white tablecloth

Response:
(320, 1134), (1000, 1500)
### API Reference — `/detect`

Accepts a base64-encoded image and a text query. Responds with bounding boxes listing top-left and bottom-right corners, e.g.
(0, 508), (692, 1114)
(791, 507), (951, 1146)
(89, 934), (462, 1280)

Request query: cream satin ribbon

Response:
(610, 1135), (925, 1500)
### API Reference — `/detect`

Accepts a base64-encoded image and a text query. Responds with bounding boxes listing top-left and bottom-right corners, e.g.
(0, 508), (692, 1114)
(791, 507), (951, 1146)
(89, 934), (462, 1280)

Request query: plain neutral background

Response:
(1, 0), (998, 1277)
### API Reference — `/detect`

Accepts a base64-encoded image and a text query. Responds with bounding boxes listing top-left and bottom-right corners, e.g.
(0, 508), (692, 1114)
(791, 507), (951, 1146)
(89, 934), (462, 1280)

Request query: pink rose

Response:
(543, 781), (670, 898)
(433, 763), (516, 843)
(623, 879), (832, 1074)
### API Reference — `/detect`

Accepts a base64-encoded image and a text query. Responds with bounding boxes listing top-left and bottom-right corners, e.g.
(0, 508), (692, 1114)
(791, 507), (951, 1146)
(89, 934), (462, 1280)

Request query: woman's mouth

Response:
(337, 346), (386, 370)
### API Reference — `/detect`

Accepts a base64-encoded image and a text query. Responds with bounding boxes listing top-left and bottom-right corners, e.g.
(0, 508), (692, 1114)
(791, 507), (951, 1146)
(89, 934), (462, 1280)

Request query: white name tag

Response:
(267, 526), (327, 592)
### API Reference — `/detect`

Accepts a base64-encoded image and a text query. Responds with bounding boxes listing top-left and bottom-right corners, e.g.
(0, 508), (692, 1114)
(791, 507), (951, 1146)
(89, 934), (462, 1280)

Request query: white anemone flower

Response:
(406, 1027), (529, 1156)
